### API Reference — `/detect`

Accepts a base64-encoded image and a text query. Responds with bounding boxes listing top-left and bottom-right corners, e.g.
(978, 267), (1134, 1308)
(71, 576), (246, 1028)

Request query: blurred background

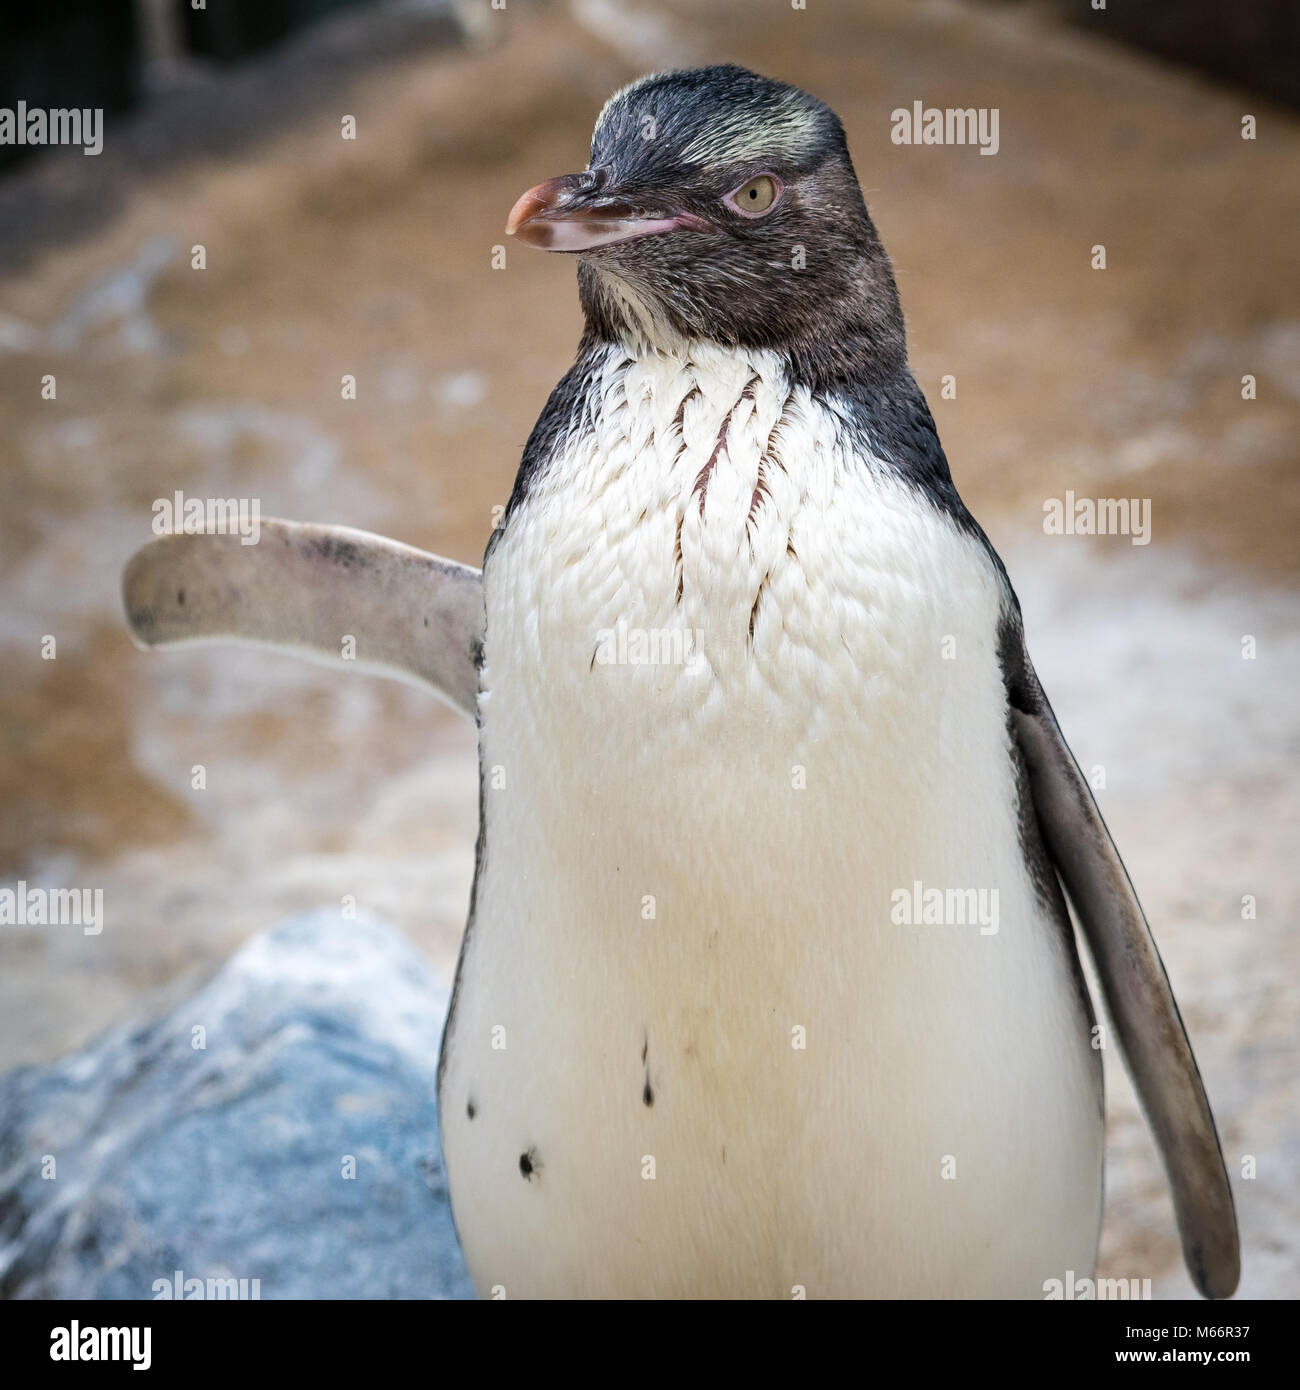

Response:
(0, 0), (1296, 1297)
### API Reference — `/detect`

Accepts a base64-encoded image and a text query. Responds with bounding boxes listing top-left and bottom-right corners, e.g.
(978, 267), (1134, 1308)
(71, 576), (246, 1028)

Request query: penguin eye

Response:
(724, 174), (782, 218)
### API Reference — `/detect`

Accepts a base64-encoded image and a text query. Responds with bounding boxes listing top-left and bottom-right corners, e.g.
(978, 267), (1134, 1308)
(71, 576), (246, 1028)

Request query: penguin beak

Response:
(506, 173), (711, 253)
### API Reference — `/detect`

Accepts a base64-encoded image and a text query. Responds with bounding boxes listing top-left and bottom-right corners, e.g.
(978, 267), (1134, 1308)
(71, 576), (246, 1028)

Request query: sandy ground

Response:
(0, 0), (1296, 1297)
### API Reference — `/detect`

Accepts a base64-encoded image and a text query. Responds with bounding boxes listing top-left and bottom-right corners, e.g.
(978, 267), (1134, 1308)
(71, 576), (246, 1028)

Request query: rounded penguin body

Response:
(122, 65), (1237, 1301)
(438, 341), (1103, 1297)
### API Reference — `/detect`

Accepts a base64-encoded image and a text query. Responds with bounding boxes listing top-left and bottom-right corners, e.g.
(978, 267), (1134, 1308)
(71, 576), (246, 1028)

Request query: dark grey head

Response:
(506, 65), (906, 386)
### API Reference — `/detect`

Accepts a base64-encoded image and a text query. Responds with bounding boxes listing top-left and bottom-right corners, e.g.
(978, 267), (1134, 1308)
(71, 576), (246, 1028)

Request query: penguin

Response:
(123, 65), (1239, 1299)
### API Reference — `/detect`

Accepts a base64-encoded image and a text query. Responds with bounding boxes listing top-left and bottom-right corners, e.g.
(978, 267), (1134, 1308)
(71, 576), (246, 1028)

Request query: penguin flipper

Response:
(122, 519), (484, 718)
(1002, 616), (1239, 1299)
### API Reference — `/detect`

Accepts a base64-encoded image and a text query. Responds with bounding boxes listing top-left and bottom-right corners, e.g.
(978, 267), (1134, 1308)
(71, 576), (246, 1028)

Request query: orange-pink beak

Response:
(506, 173), (711, 253)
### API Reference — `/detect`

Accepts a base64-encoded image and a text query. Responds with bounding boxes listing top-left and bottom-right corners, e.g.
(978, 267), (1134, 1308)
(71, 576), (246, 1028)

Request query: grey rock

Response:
(0, 911), (472, 1299)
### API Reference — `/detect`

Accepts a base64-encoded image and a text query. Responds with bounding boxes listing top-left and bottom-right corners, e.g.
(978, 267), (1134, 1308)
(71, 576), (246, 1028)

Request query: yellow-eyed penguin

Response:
(122, 65), (1239, 1300)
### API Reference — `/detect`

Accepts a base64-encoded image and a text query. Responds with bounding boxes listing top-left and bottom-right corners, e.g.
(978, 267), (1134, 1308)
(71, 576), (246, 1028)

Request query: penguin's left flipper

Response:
(1002, 610), (1240, 1299)
(122, 519), (484, 718)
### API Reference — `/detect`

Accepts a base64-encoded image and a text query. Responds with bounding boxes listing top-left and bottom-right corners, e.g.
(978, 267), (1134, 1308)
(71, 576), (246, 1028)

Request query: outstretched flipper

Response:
(122, 519), (484, 718)
(1001, 608), (1240, 1299)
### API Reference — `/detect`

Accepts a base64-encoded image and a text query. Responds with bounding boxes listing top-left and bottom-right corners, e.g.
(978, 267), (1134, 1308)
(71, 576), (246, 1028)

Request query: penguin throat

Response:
(579, 263), (691, 357)
(575, 260), (909, 394)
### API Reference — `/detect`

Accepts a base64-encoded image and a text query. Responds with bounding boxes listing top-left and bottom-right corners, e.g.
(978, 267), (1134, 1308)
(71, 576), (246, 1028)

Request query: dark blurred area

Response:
(0, 0), (383, 168)
(0, 0), (140, 169)
(180, 0), (379, 62)
(1042, 0), (1300, 112)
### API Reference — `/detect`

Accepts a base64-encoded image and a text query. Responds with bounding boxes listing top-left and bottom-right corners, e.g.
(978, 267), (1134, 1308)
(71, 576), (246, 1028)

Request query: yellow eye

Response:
(729, 174), (781, 216)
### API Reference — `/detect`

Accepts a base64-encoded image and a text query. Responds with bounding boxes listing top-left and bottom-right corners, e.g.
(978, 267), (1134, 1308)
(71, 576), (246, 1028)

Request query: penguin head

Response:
(506, 65), (906, 380)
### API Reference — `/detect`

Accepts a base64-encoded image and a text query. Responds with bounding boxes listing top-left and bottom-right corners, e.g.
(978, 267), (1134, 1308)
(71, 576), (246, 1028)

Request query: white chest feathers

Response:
(440, 343), (1103, 1298)
(489, 343), (997, 737)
